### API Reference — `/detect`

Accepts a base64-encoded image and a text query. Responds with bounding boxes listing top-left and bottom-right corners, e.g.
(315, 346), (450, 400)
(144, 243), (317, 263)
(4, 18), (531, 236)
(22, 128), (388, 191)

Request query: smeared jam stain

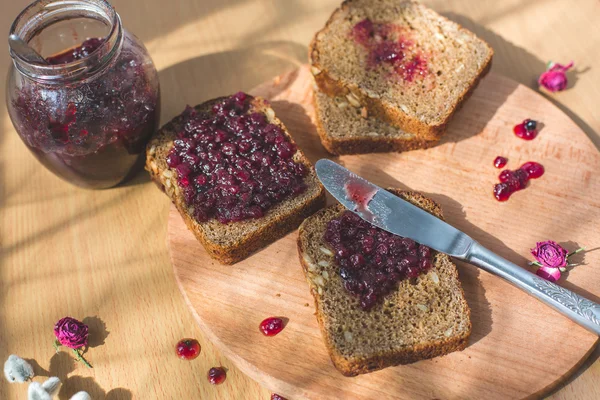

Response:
(351, 18), (429, 82)
(344, 179), (377, 215)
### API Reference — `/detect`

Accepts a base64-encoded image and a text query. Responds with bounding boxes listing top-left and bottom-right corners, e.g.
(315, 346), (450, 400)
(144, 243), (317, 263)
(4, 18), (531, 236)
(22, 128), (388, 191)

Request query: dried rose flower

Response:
(531, 241), (568, 269)
(53, 317), (92, 368)
(54, 317), (88, 349)
(529, 241), (585, 282)
(538, 61), (574, 93)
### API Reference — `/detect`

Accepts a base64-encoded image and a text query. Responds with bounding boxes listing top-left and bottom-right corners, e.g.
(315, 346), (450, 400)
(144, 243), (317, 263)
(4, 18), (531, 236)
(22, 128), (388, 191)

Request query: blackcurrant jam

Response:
(166, 93), (307, 224)
(7, 0), (160, 189)
(324, 211), (433, 310)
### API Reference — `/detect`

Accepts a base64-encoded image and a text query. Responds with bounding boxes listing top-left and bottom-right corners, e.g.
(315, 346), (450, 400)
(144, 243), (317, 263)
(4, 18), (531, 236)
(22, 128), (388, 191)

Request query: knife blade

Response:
(315, 159), (600, 336)
(315, 159), (473, 257)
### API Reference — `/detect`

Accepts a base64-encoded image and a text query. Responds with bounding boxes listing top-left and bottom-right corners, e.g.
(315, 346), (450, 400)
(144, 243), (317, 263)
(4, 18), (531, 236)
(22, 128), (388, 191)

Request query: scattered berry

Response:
(493, 156), (508, 169)
(513, 119), (538, 140)
(175, 338), (201, 360)
(271, 394), (288, 400)
(259, 317), (285, 336)
(524, 119), (537, 131)
(207, 367), (227, 385)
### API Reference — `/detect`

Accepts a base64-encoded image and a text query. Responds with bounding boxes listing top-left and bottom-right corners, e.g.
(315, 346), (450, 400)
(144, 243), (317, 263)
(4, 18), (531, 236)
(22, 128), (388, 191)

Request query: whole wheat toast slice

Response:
(297, 189), (471, 376)
(313, 89), (438, 155)
(146, 95), (326, 264)
(310, 0), (493, 140)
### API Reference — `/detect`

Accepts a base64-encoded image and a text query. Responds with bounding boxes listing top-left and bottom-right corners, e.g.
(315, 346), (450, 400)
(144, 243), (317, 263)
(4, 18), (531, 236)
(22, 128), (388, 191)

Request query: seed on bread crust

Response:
(346, 93), (361, 108)
(320, 246), (333, 256)
(417, 304), (429, 312)
(344, 331), (353, 342)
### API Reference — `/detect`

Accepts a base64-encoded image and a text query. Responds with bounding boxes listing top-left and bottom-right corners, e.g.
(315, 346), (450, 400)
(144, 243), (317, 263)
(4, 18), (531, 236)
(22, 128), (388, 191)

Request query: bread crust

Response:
(309, 0), (494, 140)
(297, 189), (472, 376)
(146, 96), (326, 264)
(312, 93), (439, 155)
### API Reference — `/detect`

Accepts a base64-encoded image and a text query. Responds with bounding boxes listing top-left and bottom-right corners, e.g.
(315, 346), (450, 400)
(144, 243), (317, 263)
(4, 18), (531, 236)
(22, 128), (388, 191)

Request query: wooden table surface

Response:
(1, 0), (599, 399)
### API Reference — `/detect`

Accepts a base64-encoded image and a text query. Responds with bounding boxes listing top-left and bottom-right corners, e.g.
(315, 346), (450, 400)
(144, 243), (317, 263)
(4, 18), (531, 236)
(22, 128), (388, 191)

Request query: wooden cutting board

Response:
(169, 65), (600, 399)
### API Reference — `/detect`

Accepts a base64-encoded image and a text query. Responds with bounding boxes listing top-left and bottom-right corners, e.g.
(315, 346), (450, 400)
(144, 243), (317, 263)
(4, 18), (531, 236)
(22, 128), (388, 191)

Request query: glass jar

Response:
(7, 0), (160, 189)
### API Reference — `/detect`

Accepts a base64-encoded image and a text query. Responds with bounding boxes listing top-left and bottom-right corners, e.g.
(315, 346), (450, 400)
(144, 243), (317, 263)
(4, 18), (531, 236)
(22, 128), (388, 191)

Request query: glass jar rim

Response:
(9, 0), (122, 83)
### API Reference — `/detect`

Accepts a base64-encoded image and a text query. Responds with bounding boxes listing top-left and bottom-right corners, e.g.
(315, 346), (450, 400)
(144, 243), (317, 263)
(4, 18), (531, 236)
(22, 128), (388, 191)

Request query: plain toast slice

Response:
(310, 0), (493, 139)
(313, 89), (438, 155)
(147, 95), (326, 264)
(297, 189), (471, 376)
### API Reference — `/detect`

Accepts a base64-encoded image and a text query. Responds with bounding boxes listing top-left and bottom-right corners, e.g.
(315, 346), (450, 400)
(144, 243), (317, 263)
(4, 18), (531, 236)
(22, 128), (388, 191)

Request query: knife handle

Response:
(465, 242), (600, 336)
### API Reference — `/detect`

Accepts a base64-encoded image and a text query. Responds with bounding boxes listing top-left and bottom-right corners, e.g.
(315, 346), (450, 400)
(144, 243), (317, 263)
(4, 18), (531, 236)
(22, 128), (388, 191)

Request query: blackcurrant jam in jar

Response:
(7, 0), (160, 189)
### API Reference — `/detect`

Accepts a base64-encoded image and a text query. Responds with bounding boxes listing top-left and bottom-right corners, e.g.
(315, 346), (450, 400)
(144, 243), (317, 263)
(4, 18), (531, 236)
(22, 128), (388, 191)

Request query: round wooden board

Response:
(169, 66), (600, 400)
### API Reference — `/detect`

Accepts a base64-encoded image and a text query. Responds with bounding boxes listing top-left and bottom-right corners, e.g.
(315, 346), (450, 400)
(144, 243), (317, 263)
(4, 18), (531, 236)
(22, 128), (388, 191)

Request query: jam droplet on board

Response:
(493, 162), (545, 201)
(493, 156), (508, 169)
(513, 119), (538, 140)
(259, 317), (285, 336)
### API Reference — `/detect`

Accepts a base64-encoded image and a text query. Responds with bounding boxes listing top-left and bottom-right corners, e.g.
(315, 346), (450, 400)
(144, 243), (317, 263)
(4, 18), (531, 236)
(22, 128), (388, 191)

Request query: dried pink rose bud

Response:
(54, 317), (88, 349)
(531, 240), (568, 269)
(538, 61), (574, 93)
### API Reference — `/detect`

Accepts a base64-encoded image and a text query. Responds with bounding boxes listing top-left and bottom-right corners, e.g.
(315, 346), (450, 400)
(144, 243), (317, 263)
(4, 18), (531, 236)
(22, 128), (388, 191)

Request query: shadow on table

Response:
(0, 185), (140, 259)
(83, 316), (111, 349)
(545, 343), (600, 398)
(58, 375), (132, 400)
(442, 12), (598, 150)
(270, 100), (335, 166)
(157, 41), (307, 124)
(117, 0), (315, 46)
(23, 352), (132, 399)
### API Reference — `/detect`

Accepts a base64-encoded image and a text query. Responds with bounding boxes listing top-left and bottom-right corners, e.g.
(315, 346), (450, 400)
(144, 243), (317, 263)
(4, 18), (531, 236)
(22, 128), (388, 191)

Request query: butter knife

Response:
(315, 159), (600, 335)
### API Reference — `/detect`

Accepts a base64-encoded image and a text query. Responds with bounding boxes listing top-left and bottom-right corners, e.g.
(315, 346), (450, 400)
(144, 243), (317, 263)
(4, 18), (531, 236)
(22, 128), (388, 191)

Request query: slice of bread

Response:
(147, 96), (326, 264)
(310, 0), (493, 140)
(313, 89), (438, 155)
(297, 189), (471, 376)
